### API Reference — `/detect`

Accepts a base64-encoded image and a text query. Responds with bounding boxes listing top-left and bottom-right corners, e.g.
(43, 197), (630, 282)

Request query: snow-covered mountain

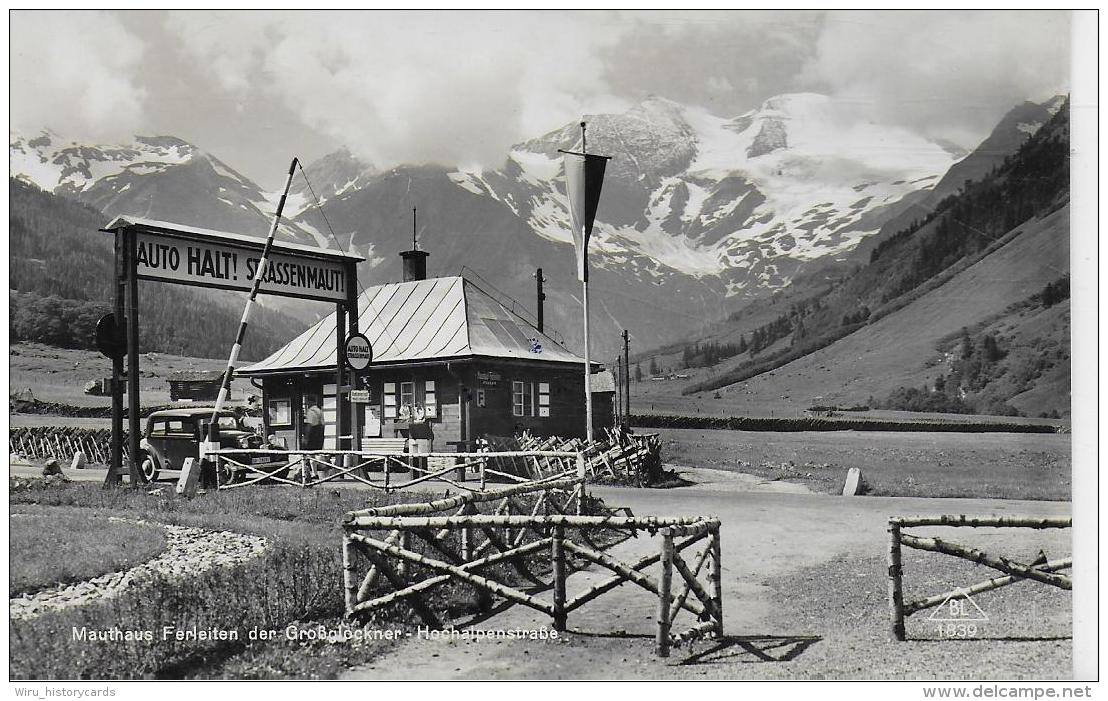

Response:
(853, 95), (1067, 262)
(9, 130), (318, 246)
(449, 94), (958, 295)
(12, 93), (1035, 354)
(285, 148), (377, 216)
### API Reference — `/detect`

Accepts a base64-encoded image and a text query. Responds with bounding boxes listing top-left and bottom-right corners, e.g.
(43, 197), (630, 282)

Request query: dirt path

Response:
(343, 469), (1071, 680)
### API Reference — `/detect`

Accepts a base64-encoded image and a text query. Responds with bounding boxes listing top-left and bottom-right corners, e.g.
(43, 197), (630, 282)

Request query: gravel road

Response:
(342, 466), (1072, 680)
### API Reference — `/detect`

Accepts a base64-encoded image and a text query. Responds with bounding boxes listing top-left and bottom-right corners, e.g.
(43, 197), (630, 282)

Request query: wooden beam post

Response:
(126, 230), (142, 487)
(552, 524), (567, 631)
(888, 521), (906, 641)
(106, 229), (126, 487)
(346, 261), (361, 452)
(656, 530), (674, 657)
(336, 301), (346, 452)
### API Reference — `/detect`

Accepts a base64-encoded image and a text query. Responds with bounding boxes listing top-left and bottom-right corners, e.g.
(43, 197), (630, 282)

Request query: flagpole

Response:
(579, 121), (594, 444)
(582, 265), (594, 444)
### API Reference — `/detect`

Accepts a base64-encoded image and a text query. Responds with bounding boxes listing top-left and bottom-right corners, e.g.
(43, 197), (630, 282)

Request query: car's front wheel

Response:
(139, 453), (160, 483)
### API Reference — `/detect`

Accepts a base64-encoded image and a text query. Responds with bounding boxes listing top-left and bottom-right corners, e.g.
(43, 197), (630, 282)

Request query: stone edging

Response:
(9, 517), (268, 621)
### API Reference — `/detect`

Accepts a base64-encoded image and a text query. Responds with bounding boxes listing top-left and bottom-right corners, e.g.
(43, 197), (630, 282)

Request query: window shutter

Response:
(538, 382), (550, 417)
(383, 382), (397, 419)
(424, 380), (437, 418)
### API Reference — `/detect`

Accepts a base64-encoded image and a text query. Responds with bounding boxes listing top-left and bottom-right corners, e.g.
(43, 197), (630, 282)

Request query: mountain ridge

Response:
(9, 93), (1054, 358)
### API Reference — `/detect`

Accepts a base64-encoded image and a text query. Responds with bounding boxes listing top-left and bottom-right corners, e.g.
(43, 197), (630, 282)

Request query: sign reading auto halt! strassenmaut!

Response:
(132, 229), (350, 303)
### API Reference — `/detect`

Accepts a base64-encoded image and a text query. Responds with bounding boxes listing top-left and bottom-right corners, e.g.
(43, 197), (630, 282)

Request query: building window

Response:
(268, 398), (292, 426)
(384, 380), (435, 421)
(400, 382), (415, 419)
(512, 381), (530, 416)
(513, 381), (550, 417)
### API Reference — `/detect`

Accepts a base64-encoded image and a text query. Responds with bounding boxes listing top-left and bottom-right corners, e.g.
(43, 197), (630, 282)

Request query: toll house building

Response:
(238, 258), (613, 452)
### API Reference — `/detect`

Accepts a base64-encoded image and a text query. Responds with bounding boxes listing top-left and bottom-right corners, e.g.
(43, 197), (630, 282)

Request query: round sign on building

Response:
(344, 333), (373, 371)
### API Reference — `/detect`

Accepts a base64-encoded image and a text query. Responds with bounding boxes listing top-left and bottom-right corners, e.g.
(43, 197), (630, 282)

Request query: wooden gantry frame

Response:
(342, 481), (724, 657)
(887, 514), (1072, 641)
(99, 217), (363, 487)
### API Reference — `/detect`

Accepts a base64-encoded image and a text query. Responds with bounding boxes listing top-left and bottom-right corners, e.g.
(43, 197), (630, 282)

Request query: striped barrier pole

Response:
(204, 157), (299, 451)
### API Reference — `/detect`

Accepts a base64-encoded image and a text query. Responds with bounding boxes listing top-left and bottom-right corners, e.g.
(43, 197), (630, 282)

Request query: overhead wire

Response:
(294, 161), (399, 351)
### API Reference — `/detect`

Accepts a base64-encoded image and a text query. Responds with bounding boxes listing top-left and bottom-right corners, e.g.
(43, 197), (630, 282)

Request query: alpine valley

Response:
(9, 93), (1070, 414)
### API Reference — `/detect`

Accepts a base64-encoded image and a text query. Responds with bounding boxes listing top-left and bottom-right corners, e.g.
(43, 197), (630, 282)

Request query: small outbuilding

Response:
(238, 254), (612, 452)
(168, 370), (226, 402)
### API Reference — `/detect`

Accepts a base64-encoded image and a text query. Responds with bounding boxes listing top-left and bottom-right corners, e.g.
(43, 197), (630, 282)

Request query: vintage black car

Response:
(138, 407), (284, 482)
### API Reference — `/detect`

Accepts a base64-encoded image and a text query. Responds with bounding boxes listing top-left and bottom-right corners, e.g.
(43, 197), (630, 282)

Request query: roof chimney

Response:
(400, 249), (429, 282)
(400, 206), (428, 281)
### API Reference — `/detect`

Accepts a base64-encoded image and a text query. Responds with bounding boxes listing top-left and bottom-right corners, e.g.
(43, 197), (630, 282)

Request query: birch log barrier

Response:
(888, 514), (1071, 641)
(343, 506), (723, 658)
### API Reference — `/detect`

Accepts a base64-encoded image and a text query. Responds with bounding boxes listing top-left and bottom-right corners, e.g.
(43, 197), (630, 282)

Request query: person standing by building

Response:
(305, 400), (324, 450)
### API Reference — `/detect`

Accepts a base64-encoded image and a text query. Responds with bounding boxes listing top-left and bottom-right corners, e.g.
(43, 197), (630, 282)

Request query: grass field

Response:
(9, 342), (256, 407)
(7, 477), (585, 680)
(655, 428), (1071, 500)
(9, 511), (168, 596)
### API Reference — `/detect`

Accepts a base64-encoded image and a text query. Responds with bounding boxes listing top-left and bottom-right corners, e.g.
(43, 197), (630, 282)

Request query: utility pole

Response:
(615, 354), (623, 422)
(534, 267), (546, 333)
(622, 329), (631, 420)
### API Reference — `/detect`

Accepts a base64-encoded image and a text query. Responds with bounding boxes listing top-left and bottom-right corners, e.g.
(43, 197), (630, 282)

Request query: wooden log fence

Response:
(484, 428), (662, 485)
(9, 425), (661, 487)
(9, 426), (125, 465)
(209, 448), (588, 494)
(343, 496), (724, 658)
(887, 514), (1072, 641)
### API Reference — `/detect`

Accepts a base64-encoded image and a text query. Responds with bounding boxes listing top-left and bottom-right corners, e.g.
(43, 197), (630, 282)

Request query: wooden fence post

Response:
(342, 532), (357, 614)
(552, 524), (567, 631)
(460, 503), (475, 562)
(709, 525), (723, 639)
(888, 520), (906, 641)
(397, 530), (411, 579)
(656, 530), (674, 657)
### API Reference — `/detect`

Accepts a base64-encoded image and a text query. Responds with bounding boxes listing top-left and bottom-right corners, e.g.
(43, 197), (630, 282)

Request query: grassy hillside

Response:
(662, 100), (1070, 417)
(665, 204), (1069, 416)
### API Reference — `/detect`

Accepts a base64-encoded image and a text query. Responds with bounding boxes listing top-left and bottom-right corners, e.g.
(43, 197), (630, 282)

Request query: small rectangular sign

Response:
(132, 230), (350, 303)
(349, 390), (371, 403)
(477, 371), (501, 387)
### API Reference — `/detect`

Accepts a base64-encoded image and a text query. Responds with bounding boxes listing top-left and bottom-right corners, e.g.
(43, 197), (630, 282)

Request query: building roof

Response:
(169, 370), (226, 382)
(239, 276), (587, 376)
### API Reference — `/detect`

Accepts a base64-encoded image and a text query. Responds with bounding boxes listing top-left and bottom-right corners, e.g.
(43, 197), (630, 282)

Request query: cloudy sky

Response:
(10, 10), (1072, 188)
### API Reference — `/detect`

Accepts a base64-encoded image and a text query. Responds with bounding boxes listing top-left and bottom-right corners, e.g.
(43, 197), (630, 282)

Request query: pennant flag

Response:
(562, 151), (610, 282)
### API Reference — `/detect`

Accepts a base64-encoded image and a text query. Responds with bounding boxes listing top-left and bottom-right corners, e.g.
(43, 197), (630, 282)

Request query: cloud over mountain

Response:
(9, 10), (1072, 185)
(10, 10), (148, 141)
